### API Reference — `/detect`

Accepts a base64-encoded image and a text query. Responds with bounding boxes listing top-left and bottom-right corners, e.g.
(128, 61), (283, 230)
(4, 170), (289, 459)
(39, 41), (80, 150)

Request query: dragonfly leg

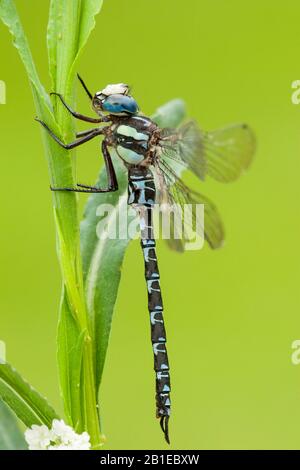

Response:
(50, 185), (117, 193)
(68, 141), (118, 193)
(101, 140), (118, 191)
(76, 128), (99, 137)
(35, 118), (103, 149)
(51, 140), (119, 193)
(50, 92), (110, 123)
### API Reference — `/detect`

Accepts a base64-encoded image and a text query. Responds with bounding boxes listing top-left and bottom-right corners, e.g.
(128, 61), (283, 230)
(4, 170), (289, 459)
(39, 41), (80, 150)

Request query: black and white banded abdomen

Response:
(128, 166), (171, 442)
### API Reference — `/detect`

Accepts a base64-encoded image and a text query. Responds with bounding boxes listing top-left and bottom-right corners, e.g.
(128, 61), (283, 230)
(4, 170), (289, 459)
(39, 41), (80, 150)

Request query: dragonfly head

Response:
(92, 83), (139, 116)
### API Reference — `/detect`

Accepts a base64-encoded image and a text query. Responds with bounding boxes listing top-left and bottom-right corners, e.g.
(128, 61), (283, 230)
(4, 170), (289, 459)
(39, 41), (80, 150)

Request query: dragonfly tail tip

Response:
(160, 416), (170, 445)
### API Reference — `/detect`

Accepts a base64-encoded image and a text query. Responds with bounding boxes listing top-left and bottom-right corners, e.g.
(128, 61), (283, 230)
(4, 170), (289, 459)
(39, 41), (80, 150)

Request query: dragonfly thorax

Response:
(110, 115), (160, 167)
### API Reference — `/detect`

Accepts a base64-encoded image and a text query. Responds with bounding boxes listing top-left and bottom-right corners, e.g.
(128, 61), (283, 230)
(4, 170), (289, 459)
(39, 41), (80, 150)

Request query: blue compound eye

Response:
(102, 94), (139, 114)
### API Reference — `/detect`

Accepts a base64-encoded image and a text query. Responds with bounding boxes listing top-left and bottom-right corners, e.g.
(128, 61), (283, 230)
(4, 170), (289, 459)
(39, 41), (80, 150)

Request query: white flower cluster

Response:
(25, 419), (91, 450)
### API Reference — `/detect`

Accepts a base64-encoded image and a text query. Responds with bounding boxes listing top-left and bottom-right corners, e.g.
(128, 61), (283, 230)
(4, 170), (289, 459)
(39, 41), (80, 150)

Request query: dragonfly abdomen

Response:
(128, 166), (171, 444)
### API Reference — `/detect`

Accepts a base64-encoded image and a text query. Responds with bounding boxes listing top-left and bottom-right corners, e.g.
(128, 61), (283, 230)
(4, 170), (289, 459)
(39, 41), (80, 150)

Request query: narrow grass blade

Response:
(47, 0), (103, 121)
(57, 290), (85, 431)
(0, 363), (59, 429)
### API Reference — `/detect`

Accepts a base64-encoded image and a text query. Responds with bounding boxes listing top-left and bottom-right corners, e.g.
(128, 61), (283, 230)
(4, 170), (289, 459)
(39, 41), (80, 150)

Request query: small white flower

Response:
(25, 419), (91, 450)
(51, 419), (77, 445)
(25, 424), (52, 450)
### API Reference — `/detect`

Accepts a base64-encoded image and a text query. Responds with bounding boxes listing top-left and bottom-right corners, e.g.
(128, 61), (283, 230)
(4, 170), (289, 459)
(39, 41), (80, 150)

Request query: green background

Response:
(1, 0), (300, 450)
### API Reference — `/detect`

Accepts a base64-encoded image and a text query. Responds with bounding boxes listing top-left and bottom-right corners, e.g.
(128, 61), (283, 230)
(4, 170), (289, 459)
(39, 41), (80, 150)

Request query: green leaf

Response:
(48, 0), (81, 115)
(0, 400), (26, 450)
(81, 155), (136, 390)
(81, 100), (187, 391)
(1, 0), (104, 446)
(47, 0), (103, 125)
(71, 0), (104, 78)
(57, 290), (85, 431)
(0, 363), (60, 429)
(47, 0), (104, 445)
(151, 99), (186, 128)
(47, 0), (60, 92)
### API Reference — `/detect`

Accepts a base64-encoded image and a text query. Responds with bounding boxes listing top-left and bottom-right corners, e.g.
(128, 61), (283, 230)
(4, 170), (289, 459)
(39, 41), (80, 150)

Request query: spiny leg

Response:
(75, 184), (116, 191)
(50, 92), (110, 123)
(35, 116), (118, 194)
(50, 186), (116, 193)
(35, 118), (103, 149)
(76, 128), (100, 138)
(102, 141), (118, 191)
(72, 142), (118, 192)
(51, 174), (118, 194)
(40, 129), (119, 193)
(71, 142), (118, 192)
(76, 183), (98, 189)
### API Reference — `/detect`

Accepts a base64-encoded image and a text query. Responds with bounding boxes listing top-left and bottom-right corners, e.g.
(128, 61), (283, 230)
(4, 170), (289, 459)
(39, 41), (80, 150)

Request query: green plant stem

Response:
(45, 0), (103, 447)
(49, 98), (101, 447)
(1, 0), (103, 448)
(37, 97), (101, 447)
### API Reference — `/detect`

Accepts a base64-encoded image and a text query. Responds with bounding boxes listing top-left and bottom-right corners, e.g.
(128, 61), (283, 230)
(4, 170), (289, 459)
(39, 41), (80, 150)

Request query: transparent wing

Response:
(204, 123), (256, 182)
(159, 121), (256, 183)
(159, 121), (206, 180)
(155, 159), (224, 251)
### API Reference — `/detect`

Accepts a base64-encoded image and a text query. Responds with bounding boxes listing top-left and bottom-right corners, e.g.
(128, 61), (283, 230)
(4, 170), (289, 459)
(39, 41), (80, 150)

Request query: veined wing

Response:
(159, 121), (256, 183)
(155, 159), (224, 251)
(204, 123), (256, 182)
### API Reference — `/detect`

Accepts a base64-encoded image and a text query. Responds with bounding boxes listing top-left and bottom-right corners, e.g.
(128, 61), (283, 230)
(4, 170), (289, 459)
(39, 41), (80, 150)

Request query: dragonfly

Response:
(36, 76), (255, 444)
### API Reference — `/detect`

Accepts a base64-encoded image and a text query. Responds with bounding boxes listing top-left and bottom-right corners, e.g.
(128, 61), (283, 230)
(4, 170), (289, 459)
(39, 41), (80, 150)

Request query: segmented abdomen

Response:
(128, 166), (171, 427)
